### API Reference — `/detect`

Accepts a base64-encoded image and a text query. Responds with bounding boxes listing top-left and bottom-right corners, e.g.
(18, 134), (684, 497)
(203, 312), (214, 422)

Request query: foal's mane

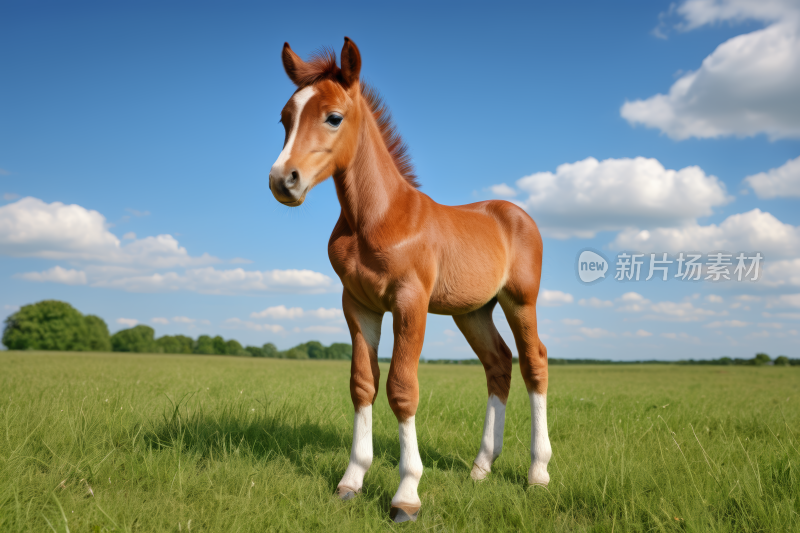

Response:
(294, 48), (419, 188)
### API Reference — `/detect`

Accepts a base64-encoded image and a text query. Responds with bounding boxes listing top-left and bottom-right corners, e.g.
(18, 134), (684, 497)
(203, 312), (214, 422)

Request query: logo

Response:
(577, 249), (608, 284)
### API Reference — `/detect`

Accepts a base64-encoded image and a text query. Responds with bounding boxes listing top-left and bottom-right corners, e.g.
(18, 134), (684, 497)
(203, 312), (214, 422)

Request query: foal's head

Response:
(268, 38), (364, 206)
(269, 38), (416, 207)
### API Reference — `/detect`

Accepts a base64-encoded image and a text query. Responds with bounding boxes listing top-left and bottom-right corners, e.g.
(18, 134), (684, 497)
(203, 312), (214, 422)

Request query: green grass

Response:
(0, 351), (798, 532)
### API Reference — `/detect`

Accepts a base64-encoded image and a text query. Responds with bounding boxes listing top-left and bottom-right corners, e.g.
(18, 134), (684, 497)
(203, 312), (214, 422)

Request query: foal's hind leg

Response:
(498, 290), (552, 487)
(337, 291), (383, 500)
(452, 299), (513, 481)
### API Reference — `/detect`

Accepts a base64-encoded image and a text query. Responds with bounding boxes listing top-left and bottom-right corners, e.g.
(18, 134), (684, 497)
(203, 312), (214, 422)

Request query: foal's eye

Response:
(325, 114), (343, 127)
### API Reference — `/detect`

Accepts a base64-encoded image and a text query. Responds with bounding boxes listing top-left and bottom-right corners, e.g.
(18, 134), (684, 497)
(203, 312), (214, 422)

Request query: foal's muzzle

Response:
(269, 169), (305, 206)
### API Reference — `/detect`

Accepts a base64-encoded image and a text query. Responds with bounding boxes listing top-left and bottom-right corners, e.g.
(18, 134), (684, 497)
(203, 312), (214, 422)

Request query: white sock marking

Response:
(272, 86), (316, 174)
(338, 405), (373, 493)
(529, 392), (552, 486)
(472, 394), (505, 480)
(392, 416), (423, 508)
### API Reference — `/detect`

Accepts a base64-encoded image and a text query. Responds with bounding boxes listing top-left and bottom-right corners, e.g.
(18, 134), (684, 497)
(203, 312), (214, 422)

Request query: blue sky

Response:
(2, 0), (799, 360)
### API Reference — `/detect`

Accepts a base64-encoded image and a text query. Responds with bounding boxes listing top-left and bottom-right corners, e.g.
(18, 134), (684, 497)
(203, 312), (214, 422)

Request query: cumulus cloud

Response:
(579, 327), (615, 339)
(0, 197), (217, 267)
(623, 0), (800, 140)
(761, 258), (800, 288)
(116, 318), (138, 327)
(488, 183), (517, 197)
(151, 317), (170, 325)
(615, 292), (718, 321)
(623, 329), (653, 337)
(561, 318), (583, 326)
(303, 325), (346, 334)
(502, 157), (729, 238)
(539, 290), (574, 306)
(91, 267), (337, 294)
(705, 320), (749, 328)
(612, 209), (800, 259)
(172, 316), (196, 324)
(249, 305), (342, 320)
(224, 317), (284, 333)
(18, 266), (87, 285)
(745, 155), (800, 198)
(578, 297), (613, 308)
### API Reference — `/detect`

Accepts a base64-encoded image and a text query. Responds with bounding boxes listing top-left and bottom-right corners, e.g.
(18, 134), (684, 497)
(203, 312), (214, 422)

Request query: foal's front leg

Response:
(337, 292), (383, 500)
(386, 294), (428, 523)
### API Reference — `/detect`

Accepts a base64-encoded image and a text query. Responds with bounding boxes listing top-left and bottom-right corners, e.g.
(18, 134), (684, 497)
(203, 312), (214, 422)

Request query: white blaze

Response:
(272, 86), (316, 174)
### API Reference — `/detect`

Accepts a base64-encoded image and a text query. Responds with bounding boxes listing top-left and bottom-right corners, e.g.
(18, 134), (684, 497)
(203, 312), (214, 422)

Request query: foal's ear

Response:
(340, 37), (361, 87)
(282, 42), (307, 86)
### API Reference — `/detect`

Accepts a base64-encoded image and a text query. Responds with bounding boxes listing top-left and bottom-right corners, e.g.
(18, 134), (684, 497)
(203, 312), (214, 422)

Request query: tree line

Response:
(2, 300), (352, 360)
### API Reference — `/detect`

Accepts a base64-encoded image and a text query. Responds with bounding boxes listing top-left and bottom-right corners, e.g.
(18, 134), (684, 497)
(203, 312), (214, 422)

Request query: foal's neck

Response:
(333, 97), (416, 233)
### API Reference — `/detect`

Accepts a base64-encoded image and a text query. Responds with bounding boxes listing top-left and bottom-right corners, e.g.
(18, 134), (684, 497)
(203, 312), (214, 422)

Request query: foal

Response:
(268, 38), (551, 523)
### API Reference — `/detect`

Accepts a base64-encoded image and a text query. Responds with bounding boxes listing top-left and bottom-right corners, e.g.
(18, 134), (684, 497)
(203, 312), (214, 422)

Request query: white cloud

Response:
(443, 329), (458, 337)
(0, 197), (217, 268)
(707, 294), (724, 303)
(561, 318), (583, 326)
(539, 290), (574, 306)
(623, 1), (800, 140)
(303, 325), (346, 334)
(249, 305), (343, 320)
(151, 317), (170, 325)
(224, 317), (284, 333)
(92, 267), (337, 294)
(648, 301), (717, 321)
(615, 292), (718, 321)
(122, 232), (136, 240)
(18, 266), (87, 285)
(745, 155), (800, 198)
(579, 327), (615, 339)
(578, 297), (613, 308)
(506, 157), (729, 238)
(761, 258), (800, 288)
(172, 316), (196, 324)
(116, 318), (138, 327)
(623, 329), (653, 337)
(661, 332), (700, 342)
(612, 209), (800, 259)
(488, 183), (517, 197)
(704, 319), (749, 328)
(3, 193), (19, 201)
(766, 293), (800, 308)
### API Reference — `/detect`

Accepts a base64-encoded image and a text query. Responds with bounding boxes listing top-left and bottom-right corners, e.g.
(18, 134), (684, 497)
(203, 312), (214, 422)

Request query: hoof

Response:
(470, 462), (490, 481)
(337, 485), (359, 500)
(390, 504), (420, 523)
(528, 464), (550, 487)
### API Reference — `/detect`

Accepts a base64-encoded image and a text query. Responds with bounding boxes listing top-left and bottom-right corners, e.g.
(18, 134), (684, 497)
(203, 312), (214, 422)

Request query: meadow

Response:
(0, 351), (798, 532)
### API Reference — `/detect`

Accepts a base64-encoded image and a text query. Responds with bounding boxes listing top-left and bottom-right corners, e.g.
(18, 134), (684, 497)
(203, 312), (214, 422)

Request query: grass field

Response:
(1, 351), (798, 532)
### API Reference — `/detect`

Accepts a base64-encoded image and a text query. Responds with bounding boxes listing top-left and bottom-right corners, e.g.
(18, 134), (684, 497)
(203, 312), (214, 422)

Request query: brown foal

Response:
(268, 38), (551, 523)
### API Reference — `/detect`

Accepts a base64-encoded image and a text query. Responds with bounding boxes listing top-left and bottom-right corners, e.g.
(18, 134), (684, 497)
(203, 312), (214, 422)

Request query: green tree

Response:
(193, 335), (215, 355)
(774, 355), (790, 367)
(326, 343), (352, 360)
(2, 300), (111, 352)
(282, 345), (309, 359)
(263, 343), (279, 358)
(305, 341), (326, 359)
(83, 315), (112, 351)
(156, 335), (194, 354)
(245, 345), (264, 357)
(212, 336), (227, 355)
(225, 339), (246, 356)
(110, 325), (156, 353)
(754, 353), (772, 366)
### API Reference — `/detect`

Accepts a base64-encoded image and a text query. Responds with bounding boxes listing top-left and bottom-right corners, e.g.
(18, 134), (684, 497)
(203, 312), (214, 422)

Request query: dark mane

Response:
(293, 47), (418, 188)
